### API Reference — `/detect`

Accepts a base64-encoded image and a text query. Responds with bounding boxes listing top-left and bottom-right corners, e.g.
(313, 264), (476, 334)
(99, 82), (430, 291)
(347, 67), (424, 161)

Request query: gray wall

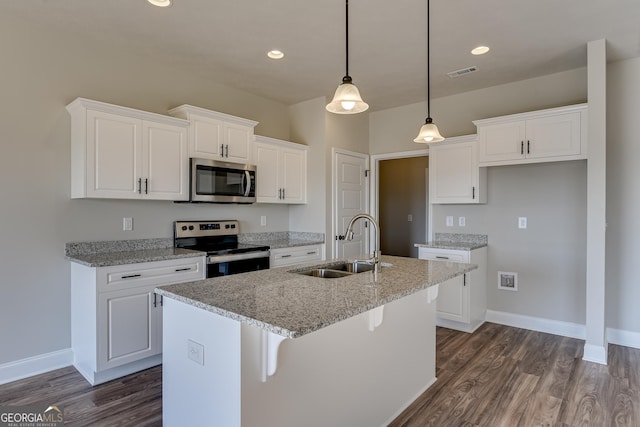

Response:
(369, 69), (590, 326)
(432, 161), (587, 324)
(0, 12), (293, 364)
(379, 157), (429, 257)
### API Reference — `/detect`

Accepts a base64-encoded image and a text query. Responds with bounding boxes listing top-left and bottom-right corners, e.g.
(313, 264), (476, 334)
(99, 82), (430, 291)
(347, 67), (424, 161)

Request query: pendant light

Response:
(414, 0), (444, 143)
(326, 0), (369, 114)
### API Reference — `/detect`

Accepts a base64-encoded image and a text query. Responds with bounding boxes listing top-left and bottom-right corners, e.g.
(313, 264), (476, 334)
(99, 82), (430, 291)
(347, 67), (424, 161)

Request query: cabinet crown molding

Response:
(472, 103), (588, 127)
(168, 104), (258, 128)
(66, 97), (189, 127)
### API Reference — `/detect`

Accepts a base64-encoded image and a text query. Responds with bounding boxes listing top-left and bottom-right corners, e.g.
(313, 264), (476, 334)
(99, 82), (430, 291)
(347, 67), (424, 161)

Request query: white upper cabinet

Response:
(429, 135), (487, 204)
(67, 98), (189, 200)
(169, 105), (258, 164)
(474, 104), (587, 166)
(254, 135), (308, 204)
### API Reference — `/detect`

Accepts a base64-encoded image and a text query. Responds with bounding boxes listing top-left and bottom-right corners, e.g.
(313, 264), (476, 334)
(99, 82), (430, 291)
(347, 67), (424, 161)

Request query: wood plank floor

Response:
(0, 323), (638, 426)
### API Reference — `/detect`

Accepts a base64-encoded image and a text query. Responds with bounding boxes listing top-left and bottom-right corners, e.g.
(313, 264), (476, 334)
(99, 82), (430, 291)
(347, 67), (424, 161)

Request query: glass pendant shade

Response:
(326, 76), (369, 114)
(414, 118), (444, 143)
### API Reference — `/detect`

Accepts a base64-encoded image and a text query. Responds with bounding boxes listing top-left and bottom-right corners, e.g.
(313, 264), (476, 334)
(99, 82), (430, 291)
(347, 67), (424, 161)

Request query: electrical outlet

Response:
(187, 339), (204, 365)
(459, 217), (466, 227)
(260, 216), (267, 226)
(446, 216), (454, 227)
(407, 214), (413, 222)
(518, 217), (527, 229)
(123, 217), (133, 231)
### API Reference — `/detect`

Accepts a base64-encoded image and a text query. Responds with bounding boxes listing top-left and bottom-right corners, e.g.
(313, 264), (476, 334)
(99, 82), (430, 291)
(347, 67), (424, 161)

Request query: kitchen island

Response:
(155, 255), (475, 427)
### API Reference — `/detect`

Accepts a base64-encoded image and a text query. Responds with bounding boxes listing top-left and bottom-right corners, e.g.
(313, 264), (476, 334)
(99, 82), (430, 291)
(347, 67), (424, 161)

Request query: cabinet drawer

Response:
(418, 248), (469, 263)
(270, 245), (323, 268)
(98, 257), (205, 292)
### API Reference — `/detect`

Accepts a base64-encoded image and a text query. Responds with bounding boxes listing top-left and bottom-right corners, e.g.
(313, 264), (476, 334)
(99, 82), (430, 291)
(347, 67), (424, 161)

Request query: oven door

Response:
(191, 158), (256, 203)
(207, 251), (270, 278)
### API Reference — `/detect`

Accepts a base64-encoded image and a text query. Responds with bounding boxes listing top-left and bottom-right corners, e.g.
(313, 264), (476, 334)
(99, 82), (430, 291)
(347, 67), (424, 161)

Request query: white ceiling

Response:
(4, 0), (640, 111)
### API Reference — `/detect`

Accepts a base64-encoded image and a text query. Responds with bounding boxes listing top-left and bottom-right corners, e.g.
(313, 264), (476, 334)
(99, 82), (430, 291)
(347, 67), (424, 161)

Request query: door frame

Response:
(370, 148), (432, 249)
(332, 148), (370, 259)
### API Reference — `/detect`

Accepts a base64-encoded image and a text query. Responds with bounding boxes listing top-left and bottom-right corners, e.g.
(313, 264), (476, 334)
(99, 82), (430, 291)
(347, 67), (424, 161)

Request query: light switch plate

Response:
(260, 216), (267, 226)
(518, 217), (527, 229)
(459, 217), (466, 227)
(407, 214), (413, 222)
(123, 217), (133, 231)
(187, 339), (204, 365)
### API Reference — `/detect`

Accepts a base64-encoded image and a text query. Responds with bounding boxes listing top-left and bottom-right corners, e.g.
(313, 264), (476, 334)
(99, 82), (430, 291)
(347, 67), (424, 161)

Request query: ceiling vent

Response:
(447, 66), (478, 78)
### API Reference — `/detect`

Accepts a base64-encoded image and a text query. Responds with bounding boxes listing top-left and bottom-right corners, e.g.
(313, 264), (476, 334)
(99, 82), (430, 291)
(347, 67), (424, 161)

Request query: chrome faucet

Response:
(342, 213), (381, 273)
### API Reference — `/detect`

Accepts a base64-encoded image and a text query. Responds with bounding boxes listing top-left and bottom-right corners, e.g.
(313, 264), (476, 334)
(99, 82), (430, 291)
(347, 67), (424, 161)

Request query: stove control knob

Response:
(181, 226), (188, 231)
(189, 225), (194, 230)
(225, 224), (230, 229)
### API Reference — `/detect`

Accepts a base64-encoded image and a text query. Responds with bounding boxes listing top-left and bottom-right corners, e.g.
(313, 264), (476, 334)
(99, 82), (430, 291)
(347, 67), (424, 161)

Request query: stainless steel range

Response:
(174, 220), (270, 278)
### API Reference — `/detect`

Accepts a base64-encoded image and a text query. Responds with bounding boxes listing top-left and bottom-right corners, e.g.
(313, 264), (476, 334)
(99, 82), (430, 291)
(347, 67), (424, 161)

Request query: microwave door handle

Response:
(243, 171), (251, 197)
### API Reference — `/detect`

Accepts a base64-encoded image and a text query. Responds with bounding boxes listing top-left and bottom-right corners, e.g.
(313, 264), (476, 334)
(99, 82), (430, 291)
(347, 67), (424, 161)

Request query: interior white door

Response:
(334, 150), (369, 259)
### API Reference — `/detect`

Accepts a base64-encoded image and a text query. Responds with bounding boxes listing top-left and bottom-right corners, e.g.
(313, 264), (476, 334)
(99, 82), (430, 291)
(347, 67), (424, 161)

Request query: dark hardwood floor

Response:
(1, 323), (638, 426)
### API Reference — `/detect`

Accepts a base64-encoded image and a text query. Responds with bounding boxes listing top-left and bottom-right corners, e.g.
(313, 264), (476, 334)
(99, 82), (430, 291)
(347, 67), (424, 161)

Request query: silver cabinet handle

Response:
(521, 141), (524, 155)
(225, 144), (229, 158)
(463, 274), (467, 287)
(121, 273), (141, 279)
(527, 140), (530, 154)
(472, 186), (476, 199)
(220, 143), (225, 157)
(137, 178), (142, 194)
(282, 188), (285, 200)
(307, 251), (317, 255)
(435, 256), (449, 260)
(175, 267), (192, 272)
(281, 254), (292, 258)
(144, 178), (148, 194)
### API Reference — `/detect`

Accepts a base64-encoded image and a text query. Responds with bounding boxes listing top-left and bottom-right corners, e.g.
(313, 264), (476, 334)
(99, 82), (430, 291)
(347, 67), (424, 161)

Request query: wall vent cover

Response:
(447, 66), (478, 78)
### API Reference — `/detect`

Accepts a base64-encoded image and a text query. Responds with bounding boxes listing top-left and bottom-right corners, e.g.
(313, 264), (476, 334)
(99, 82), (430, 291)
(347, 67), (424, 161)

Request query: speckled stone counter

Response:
(239, 231), (324, 249)
(65, 238), (205, 267)
(155, 255), (475, 338)
(415, 233), (488, 251)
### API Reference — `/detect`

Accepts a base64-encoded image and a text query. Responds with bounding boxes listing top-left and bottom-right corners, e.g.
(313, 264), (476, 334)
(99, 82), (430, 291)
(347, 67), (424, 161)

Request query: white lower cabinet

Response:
(71, 256), (205, 385)
(270, 244), (324, 268)
(418, 246), (487, 333)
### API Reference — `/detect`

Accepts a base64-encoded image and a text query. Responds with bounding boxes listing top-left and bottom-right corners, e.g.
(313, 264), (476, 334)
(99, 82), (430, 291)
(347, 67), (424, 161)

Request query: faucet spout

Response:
(343, 213), (381, 273)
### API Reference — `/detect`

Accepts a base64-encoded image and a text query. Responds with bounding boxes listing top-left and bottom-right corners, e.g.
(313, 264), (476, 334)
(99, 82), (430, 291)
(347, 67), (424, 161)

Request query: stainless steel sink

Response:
(292, 261), (376, 279)
(297, 268), (353, 278)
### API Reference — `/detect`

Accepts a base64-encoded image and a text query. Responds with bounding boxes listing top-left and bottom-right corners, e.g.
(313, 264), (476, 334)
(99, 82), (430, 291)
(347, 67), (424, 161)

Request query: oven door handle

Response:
(243, 171), (251, 197)
(208, 250), (270, 264)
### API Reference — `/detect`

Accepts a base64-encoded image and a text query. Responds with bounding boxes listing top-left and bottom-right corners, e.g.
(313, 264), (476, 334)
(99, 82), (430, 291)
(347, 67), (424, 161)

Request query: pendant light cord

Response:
(427, 0), (431, 119)
(345, 0), (350, 78)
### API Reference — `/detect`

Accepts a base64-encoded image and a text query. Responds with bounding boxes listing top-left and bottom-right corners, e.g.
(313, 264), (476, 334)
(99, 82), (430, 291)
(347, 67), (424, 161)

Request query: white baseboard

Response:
(583, 343), (608, 365)
(607, 327), (640, 349)
(485, 309), (586, 340)
(382, 376), (437, 427)
(0, 348), (73, 386)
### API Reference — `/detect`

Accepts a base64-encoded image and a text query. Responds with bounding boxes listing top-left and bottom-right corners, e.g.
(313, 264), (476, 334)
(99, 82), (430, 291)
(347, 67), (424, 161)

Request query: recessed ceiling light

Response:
(147, 0), (171, 7)
(267, 50), (285, 60)
(471, 46), (490, 55)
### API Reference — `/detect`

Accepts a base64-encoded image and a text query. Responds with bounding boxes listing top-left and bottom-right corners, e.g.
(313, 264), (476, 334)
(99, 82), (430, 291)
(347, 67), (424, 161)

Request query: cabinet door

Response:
(437, 275), (470, 323)
(477, 121), (526, 164)
(86, 110), (142, 198)
(224, 123), (253, 163)
(430, 141), (481, 204)
(281, 148), (307, 204)
(97, 288), (159, 370)
(190, 115), (223, 159)
(142, 121), (188, 200)
(526, 112), (581, 160)
(255, 142), (282, 203)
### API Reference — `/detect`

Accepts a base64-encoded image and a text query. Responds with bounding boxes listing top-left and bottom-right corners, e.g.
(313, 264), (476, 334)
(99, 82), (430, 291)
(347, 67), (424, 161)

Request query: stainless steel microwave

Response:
(189, 158), (256, 203)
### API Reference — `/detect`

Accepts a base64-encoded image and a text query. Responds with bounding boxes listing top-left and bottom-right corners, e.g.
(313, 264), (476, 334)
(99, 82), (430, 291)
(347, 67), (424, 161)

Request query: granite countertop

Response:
(263, 239), (325, 250)
(66, 248), (206, 268)
(415, 233), (488, 251)
(155, 255), (476, 339)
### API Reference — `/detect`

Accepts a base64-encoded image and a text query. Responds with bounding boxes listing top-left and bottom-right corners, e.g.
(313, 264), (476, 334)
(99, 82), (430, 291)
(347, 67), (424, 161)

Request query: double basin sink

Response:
(292, 261), (375, 279)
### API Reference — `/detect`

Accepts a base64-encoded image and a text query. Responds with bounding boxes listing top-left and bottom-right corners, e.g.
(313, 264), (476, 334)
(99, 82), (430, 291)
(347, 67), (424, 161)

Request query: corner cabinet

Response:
(254, 135), (308, 204)
(474, 104), (588, 166)
(418, 246), (487, 333)
(66, 98), (189, 201)
(168, 105), (258, 164)
(71, 256), (205, 385)
(429, 135), (487, 204)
